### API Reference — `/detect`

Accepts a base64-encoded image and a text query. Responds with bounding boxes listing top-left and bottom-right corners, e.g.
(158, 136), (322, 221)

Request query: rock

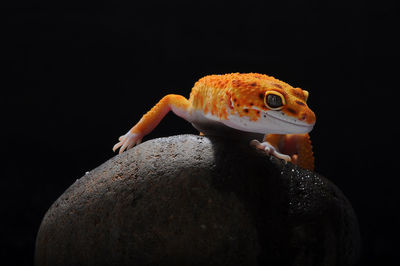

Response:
(35, 135), (360, 266)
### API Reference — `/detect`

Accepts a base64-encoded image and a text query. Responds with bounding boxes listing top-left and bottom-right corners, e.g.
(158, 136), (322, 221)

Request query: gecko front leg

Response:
(113, 94), (190, 154)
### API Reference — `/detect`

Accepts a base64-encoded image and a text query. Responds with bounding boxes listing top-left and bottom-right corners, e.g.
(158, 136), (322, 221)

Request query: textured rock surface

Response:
(35, 134), (360, 266)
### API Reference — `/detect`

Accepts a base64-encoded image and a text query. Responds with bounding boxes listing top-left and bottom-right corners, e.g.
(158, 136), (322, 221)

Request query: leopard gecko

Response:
(113, 73), (316, 170)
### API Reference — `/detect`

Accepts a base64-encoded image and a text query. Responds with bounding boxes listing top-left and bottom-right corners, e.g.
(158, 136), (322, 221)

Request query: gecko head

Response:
(228, 74), (316, 134)
(260, 87), (316, 134)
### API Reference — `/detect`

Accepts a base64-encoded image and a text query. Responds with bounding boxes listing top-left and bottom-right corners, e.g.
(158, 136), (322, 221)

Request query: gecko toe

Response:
(112, 142), (122, 152)
(127, 141), (136, 150)
(250, 139), (291, 162)
(119, 141), (129, 154)
(113, 132), (143, 154)
(271, 151), (292, 162)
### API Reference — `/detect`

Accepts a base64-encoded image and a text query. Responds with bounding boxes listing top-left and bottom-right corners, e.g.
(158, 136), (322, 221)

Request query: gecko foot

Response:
(250, 139), (291, 162)
(112, 131), (143, 154)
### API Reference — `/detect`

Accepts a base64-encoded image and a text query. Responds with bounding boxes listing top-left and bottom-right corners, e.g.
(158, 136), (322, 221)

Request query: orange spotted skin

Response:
(113, 73), (316, 170)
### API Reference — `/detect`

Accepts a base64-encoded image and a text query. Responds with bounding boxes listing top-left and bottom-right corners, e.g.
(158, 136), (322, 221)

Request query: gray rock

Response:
(35, 134), (360, 266)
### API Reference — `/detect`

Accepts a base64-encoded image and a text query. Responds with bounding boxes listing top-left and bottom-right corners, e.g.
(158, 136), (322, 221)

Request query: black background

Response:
(3, 1), (399, 265)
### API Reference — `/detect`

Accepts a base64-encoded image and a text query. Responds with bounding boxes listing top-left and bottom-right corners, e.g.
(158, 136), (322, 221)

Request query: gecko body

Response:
(113, 73), (316, 170)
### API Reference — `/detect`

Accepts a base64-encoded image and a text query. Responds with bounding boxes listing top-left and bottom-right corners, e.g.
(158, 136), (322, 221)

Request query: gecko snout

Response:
(299, 109), (316, 125)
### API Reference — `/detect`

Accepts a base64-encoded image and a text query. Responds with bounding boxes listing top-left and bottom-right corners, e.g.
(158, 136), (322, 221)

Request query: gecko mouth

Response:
(265, 111), (315, 132)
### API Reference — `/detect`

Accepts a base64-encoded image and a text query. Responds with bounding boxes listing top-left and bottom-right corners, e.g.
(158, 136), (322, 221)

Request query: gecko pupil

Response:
(266, 94), (283, 108)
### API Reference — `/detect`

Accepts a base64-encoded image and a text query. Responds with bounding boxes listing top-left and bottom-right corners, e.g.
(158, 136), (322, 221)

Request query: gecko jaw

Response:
(248, 105), (314, 129)
(265, 111), (314, 133)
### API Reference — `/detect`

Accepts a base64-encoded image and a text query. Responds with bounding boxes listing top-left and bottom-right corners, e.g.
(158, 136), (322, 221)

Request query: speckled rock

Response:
(35, 134), (360, 266)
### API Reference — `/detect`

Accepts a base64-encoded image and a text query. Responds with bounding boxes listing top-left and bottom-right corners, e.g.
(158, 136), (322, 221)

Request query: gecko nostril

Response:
(300, 110), (316, 124)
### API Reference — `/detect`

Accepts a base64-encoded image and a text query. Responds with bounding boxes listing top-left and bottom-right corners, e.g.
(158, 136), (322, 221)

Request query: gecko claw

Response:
(250, 139), (291, 162)
(113, 132), (143, 154)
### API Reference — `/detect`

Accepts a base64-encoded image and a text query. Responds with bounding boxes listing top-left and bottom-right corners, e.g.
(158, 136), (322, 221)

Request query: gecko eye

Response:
(264, 91), (286, 110)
